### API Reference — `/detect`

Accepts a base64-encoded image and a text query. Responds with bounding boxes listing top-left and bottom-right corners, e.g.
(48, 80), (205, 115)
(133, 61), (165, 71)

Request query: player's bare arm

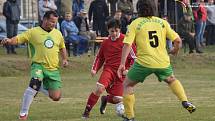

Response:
(1, 36), (18, 45)
(169, 37), (182, 56)
(60, 48), (68, 67)
(117, 43), (132, 78)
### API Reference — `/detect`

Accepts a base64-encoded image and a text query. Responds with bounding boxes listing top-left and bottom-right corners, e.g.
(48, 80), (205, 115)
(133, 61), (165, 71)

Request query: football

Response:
(115, 102), (125, 116)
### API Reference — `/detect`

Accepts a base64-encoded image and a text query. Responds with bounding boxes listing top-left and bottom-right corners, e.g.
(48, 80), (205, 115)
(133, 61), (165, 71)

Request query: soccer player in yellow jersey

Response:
(1, 11), (68, 120)
(117, 0), (196, 121)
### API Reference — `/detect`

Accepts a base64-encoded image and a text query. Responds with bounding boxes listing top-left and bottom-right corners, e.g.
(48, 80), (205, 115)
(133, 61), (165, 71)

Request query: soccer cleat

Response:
(100, 96), (107, 114)
(122, 115), (135, 121)
(182, 101), (196, 113)
(19, 114), (28, 120)
(82, 111), (90, 119)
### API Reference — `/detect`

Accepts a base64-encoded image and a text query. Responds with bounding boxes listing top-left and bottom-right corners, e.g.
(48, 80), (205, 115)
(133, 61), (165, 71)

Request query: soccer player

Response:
(117, 0), (196, 121)
(82, 19), (136, 119)
(1, 11), (68, 120)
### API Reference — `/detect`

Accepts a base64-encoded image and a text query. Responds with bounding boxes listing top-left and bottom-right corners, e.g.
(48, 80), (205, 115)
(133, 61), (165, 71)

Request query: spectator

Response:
(107, 0), (118, 16)
(61, 12), (88, 57)
(74, 9), (96, 42)
(121, 11), (133, 34)
(39, 0), (57, 22)
(3, 0), (20, 54)
(54, 0), (72, 33)
(74, 9), (96, 54)
(192, 0), (207, 52)
(117, 0), (133, 15)
(206, 0), (215, 45)
(88, 0), (109, 37)
(176, 0), (190, 22)
(178, 13), (196, 53)
(114, 10), (122, 21)
(72, 0), (84, 17)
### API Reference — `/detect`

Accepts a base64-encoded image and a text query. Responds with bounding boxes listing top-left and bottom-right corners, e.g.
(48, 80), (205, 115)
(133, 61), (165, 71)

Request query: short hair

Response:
(136, 0), (156, 17)
(107, 19), (121, 30)
(43, 11), (59, 19)
(65, 12), (72, 16)
(115, 10), (122, 13)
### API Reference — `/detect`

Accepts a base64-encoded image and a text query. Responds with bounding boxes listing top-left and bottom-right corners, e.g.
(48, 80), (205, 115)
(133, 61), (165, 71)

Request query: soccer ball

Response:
(115, 102), (125, 116)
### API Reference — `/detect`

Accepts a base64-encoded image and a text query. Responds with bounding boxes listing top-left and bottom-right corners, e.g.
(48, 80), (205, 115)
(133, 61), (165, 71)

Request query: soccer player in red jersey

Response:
(82, 19), (136, 119)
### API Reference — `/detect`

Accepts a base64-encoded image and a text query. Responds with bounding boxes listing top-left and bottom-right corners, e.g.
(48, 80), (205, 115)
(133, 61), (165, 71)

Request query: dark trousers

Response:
(181, 34), (195, 52)
(6, 20), (18, 54)
(206, 25), (215, 45)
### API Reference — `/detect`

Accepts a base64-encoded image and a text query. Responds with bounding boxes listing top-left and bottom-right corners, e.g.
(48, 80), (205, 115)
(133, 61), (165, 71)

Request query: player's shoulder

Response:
(23, 26), (40, 34)
(152, 16), (170, 28)
(52, 28), (63, 35)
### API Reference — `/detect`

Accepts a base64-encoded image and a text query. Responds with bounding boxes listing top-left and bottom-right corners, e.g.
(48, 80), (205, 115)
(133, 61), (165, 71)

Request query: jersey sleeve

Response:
(17, 29), (31, 44)
(91, 42), (105, 72)
(165, 21), (179, 42)
(123, 22), (136, 45)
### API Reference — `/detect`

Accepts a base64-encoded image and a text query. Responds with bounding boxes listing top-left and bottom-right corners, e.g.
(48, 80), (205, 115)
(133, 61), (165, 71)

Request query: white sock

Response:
(20, 87), (37, 115)
(39, 84), (49, 96)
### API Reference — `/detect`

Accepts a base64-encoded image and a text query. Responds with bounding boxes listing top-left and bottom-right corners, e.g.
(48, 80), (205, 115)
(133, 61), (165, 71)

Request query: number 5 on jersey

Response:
(148, 31), (159, 48)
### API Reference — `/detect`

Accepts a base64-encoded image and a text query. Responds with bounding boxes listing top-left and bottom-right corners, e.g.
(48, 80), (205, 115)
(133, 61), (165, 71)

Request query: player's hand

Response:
(62, 59), (68, 67)
(1, 38), (9, 45)
(91, 70), (96, 77)
(123, 70), (128, 76)
(117, 64), (125, 78)
(169, 47), (179, 56)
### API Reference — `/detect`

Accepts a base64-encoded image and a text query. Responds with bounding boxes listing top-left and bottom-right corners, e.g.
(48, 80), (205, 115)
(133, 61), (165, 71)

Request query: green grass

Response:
(0, 45), (215, 121)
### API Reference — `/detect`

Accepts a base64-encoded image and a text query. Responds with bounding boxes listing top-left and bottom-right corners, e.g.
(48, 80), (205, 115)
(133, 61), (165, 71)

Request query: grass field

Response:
(0, 45), (215, 121)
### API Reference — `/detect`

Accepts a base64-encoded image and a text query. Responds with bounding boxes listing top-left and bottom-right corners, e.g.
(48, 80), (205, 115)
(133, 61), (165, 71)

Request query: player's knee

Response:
(50, 95), (61, 101)
(165, 75), (176, 84)
(113, 96), (123, 104)
(29, 78), (42, 91)
(94, 84), (105, 96)
(94, 87), (104, 95)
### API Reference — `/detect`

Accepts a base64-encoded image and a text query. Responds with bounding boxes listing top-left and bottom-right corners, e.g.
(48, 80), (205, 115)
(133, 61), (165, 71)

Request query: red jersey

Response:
(92, 33), (136, 72)
(193, 3), (207, 22)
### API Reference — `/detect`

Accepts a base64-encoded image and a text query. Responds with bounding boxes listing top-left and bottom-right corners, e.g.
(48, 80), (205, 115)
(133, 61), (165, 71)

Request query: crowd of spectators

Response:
(1, 0), (215, 56)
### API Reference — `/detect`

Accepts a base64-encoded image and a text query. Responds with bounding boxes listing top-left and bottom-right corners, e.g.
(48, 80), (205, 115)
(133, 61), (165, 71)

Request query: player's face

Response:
(108, 28), (120, 39)
(44, 15), (58, 31)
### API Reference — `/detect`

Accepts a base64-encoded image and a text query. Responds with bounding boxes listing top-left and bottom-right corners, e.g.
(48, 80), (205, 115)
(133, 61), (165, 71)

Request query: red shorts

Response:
(98, 68), (124, 96)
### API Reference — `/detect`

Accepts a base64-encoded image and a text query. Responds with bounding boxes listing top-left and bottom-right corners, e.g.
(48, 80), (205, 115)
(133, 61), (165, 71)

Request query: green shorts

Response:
(31, 63), (62, 90)
(127, 62), (173, 83)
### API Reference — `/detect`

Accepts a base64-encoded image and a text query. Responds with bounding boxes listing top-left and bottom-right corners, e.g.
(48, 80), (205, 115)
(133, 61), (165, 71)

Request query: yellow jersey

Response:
(17, 27), (65, 70)
(124, 16), (179, 68)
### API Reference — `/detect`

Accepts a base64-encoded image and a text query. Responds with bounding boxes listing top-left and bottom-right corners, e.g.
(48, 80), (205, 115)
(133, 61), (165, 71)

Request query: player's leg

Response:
(100, 95), (123, 114)
(39, 83), (49, 96)
(122, 62), (151, 121)
(48, 89), (61, 101)
(43, 69), (62, 101)
(155, 65), (196, 113)
(101, 76), (124, 115)
(82, 70), (112, 118)
(165, 76), (196, 113)
(19, 64), (44, 120)
(122, 77), (138, 121)
(82, 83), (105, 118)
